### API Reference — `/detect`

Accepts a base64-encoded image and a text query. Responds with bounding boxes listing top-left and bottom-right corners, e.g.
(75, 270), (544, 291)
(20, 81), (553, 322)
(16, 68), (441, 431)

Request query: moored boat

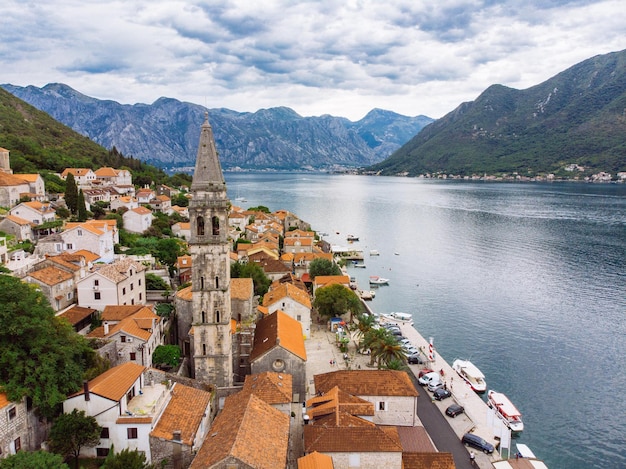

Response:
(347, 234), (359, 241)
(369, 249), (380, 256)
(487, 390), (524, 433)
(380, 312), (414, 326)
(369, 276), (389, 285)
(452, 359), (487, 393)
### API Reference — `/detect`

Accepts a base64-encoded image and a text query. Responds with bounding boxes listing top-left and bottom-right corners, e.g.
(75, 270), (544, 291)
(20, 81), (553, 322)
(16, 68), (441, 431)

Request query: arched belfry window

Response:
(200, 276), (204, 290)
(197, 216), (205, 236)
(215, 276), (219, 289)
(212, 216), (219, 235)
(215, 310), (220, 323)
(201, 311), (206, 323)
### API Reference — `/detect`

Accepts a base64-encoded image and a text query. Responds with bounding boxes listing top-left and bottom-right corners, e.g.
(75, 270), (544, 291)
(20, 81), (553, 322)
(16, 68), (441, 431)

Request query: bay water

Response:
(225, 172), (626, 469)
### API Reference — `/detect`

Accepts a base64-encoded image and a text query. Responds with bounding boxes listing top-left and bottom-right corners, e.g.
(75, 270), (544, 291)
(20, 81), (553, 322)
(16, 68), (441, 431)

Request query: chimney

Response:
(83, 380), (90, 401)
(103, 321), (109, 335)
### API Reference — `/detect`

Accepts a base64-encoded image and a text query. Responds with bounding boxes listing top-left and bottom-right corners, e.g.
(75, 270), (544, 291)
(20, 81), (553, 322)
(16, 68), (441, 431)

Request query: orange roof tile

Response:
(306, 386), (374, 420)
(94, 167), (119, 177)
(304, 419), (402, 453)
(250, 310), (307, 361)
(101, 305), (146, 321)
(314, 370), (418, 397)
(190, 392), (289, 469)
(3, 214), (32, 226)
(28, 266), (73, 286)
(176, 285), (193, 301)
(241, 372), (292, 405)
(402, 452), (455, 469)
(150, 383), (212, 445)
(262, 282), (311, 309)
(231, 277), (253, 300)
(71, 362), (145, 402)
(297, 451), (334, 469)
(313, 275), (350, 287)
(74, 249), (100, 263)
(0, 393), (9, 409)
(58, 306), (98, 325)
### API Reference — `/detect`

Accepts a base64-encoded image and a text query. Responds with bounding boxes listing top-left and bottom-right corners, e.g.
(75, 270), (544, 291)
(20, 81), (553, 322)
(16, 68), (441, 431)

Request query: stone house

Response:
(76, 258), (146, 309)
(94, 167), (132, 187)
(313, 370), (420, 427)
(123, 206), (154, 234)
(249, 310), (307, 401)
(189, 391), (289, 469)
(240, 372), (293, 416)
(283, 236), (315, 254)
(136, 188), (156, 204)
(171, 221), (191, 240)
(60, 168), (97, 187)
(60, 222), (116, 263)
(0, 393), (47, 458)
(175, 255), (192, 285)
(149, 195), (172, 215)
(110, 195), (139, 212)
(0, 172), (32, 208)
(24, 265), (76, 312)
(9, 201), (56, 225)
(312, 275), (351, 296)
(0, 215), (34, 242)
(57, 305), (98, 335)
(262, 282), (312, 339)
(231, 277), (255, 323)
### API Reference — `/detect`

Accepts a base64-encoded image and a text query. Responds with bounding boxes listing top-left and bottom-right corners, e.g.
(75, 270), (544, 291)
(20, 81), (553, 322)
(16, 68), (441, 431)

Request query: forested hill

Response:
(0, 87), (181, 188)
(368, 49), (626, 178)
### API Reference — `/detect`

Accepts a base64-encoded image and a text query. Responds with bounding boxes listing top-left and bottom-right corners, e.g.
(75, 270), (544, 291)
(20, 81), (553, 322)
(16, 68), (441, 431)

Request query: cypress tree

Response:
(65, 173), (78, 214)
(77, 189), (88, 222)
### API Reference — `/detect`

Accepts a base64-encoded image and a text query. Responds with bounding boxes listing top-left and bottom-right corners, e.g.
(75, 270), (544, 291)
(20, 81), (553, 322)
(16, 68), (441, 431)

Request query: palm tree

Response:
(375, 335), (406, 369)
(352, 313), (376, 343)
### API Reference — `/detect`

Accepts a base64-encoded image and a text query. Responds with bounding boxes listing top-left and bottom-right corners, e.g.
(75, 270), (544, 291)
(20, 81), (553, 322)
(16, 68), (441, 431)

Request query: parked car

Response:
(418, 369), (434, 379)
(403, 345), (419, 355)
(433, 388), (452, 400)
(445, 403), (465, 417)
(398, 338), (412, 346)
(427, 379), (444, 392)
(407, 353), (424, 364)
(418, 371), (439, 385)
(462, 433), (495, 454)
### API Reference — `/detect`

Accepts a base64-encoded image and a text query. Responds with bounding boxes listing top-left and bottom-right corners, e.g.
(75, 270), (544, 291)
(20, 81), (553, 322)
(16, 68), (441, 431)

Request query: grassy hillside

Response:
(0, 87), (189, 187)
(370, 50), (626, 178)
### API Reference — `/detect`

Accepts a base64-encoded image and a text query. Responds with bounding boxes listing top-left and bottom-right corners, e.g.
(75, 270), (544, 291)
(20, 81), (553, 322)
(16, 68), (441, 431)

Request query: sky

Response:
(2, 1), (625, 121)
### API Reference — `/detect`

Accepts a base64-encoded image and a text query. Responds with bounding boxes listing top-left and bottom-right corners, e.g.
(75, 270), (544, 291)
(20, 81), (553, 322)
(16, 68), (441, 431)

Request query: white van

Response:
(418, 371), (440, 386)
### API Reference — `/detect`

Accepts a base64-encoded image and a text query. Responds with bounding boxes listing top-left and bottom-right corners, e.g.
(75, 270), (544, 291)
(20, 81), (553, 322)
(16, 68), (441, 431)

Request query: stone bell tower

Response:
(189, 112), (232, 387)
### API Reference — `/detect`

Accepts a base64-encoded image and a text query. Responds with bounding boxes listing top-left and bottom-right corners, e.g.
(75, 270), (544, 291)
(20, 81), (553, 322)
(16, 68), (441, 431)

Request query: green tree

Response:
(308, 258), (341, 280)
(152, 345), (182, 368)
(101, 447), (153, 469)
(48, 409), (101, 469)
(77, 189), (88, 222)
(155, 238), (187, 272)
(352, 313), (377, 342)
(362, 327), (393, 367)
(0, 450), (69, 469)
(313, 284), (362, 321)
(64, 173), (78, 214)
(0, 274), (97, 418)
(145, 273), (170, 290)
(231, 261), (271, 296)
(374, 335), (406, 369)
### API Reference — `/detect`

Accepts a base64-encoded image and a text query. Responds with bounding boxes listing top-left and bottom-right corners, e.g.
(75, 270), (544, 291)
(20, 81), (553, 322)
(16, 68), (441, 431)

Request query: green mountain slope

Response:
(0, 87), (178, 187)
(369, 49), (626, 178)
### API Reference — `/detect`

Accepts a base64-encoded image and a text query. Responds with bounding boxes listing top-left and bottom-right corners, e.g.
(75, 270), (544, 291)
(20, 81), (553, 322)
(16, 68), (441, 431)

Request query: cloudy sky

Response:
(2, 0), (625, 121)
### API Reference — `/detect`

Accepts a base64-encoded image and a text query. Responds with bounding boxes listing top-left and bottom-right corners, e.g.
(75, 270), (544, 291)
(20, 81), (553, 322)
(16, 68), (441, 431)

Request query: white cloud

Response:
(1, 0), (624, 120)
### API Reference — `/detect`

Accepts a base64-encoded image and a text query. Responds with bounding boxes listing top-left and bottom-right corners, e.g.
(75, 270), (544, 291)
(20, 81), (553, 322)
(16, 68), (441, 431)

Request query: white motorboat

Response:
(487, 390), (524, 433)
(452, 359), (487, 393)
(369, 276), (389, 285)
(369, 250), (380, 256)
(380, 312), (414, 326)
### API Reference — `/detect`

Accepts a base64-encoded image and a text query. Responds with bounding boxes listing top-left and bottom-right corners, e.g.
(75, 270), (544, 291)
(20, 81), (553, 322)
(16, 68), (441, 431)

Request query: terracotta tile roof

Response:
(62, 168), (92, 177)
(257, 257), (291, 274)
(94, 167), (119, 177)
(71, 362), (145, 402)
(285, 229), (315, 238)
(45, 252), (85, 271)
(131, 206), (153, 215)
(189, 392), (289, 469)
(304, 419), (402, 453)
(58, 306), (97, 325)
(0, 172), (31, 186)
(297, 451), (334, 469)
(395, 426), (438, 452)
(0, 393), (9, 409)
(262, 282), (311, 309)
(402, 452), (456, 469)
(314, 370), (419, 397)
(95, 258), (145, 283)
(313, 275), (350, 287)
(250, 310), (307, 362)
(74, 249), (100, 263)
(284, 237), (314, 246)
(115, 416), (153, 424)
(231, 277), (253, 300)
(23, 201), (55, 214)
(15, 173), (40, 183)
(3, 214), (32, 226)
(28, 266), (73, 286)
(101, 305), (146, 321)
(257, 305), (269, 316)
(176, 255), (192, 268)
(241, 372), (292, 405)
(306, 386), (374, 420)
(176, 285), (193, 301)
(150, 383), (212, 445)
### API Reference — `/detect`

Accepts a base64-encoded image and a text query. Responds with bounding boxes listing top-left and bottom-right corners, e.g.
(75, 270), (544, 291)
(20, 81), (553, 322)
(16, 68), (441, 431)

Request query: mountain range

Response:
(0, 83), (433, 172)
(370, 49), (626, 177)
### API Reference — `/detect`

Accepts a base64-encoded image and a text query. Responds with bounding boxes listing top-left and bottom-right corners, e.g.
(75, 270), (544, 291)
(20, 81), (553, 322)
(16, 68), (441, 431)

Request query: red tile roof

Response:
(314, 370), (418, 397)
(250, 310), (307, 361)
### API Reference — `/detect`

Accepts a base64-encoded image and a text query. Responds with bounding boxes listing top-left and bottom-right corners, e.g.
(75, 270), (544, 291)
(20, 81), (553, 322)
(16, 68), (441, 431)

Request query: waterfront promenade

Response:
(303, 311), (501, 469)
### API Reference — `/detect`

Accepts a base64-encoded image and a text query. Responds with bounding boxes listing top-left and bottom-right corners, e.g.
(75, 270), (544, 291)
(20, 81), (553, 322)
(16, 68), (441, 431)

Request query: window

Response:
(121, 336), (126, 343)
(100, 427), (110, 439)
(122, 287), (126, 295)
(78, 229), (83, 236)
(378, 401), (387, 411)
(66, 243), (73, 250)
(94, 279), (99, 286)
(212, 216), (220, 235)
(8, 407), (16, 420)
(127, 428), (138, 439)
(215, 276), (219, 289)
(297, 315), (301, 321)
(130, 352), (136, 360)
(197, 216), (205, 236)
(14, 437), (21, 452)
(96, 448), (110, 457)
(139, 293), (142, 301)
(130, 283), (134, 291)
(94, 292), (101, 300)
(138, 279), (142, 286)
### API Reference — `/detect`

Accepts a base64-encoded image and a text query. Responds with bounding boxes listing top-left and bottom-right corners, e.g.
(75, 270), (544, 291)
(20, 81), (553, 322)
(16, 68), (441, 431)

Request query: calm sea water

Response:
(225, 173), (626, 469)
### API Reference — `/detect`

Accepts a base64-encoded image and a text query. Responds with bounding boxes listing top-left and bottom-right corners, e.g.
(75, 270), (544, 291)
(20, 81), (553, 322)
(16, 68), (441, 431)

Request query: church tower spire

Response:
(189, 112), (233, 387)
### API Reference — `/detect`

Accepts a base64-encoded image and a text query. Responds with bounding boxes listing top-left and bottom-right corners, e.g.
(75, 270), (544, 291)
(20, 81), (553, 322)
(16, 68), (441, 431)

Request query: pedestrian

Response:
(329, 359), (333, 366)
(469, 450), (475, 463)
(444, 381), (447, 390)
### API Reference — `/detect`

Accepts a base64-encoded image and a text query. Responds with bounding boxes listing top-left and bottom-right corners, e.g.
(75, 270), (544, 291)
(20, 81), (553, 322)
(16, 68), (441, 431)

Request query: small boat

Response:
(360, 290), (373, 301)
(352, 261), (366, 268)
(487, 390), (524, 433)
(369, 276), (389, 285)
(452, 359), (487, 393)
(380, 312), (413, 325)
(369, 250), (380, 256)
(369, 290), (376, 298)
(346, 235), (359, 241)
(394, 252), (399, 256)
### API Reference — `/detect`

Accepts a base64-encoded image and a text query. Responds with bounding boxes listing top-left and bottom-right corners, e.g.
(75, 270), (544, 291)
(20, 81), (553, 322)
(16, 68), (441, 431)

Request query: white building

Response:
(123, 207), (154, 234)
(77, 258), (146, 309)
